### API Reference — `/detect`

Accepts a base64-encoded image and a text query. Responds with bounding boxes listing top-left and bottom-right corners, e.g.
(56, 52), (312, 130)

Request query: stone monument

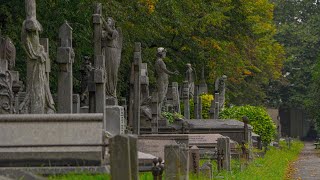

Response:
(185, 63), (195, 98)
(56, 21), (74, 113)
(95, 4), (124, 134)
(214, 75), (227, 110)
(20, 0), (55, 114)
(0, 33), (16, 114)
(80, 56), (94, 107)
(102, 16), (123, 105)
(154, 47), (178, 113)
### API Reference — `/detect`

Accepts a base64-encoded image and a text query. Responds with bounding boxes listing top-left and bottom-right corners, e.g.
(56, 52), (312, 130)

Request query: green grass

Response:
(49, 140), (304, 180)
(216, 140), (304, 180)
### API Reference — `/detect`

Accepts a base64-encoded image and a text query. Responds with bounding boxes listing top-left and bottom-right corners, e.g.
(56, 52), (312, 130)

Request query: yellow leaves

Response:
(138, 0), (158, 14)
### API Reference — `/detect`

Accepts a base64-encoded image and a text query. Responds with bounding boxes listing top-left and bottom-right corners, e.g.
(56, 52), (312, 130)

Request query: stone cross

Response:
(129, 42), (141, 134)
(217, 136), (231, 171)
(92, 3), (106, 128)
(182, 81), (190, 119)
(56, 21), (73, 113)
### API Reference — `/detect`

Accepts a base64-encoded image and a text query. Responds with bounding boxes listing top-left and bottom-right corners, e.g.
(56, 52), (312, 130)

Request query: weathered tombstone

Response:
(72, 94), (80, 113)
(92, 3), (106, 128)
(128, 135), (138, 180)
(172, 82), (181, 113)
(243, 116), (249, 143)
(179, 144), (190, 179)
(217, 136), (231, 171)
(194, 85), (200, 119)
(182, 81), (190, 119)
(110, 135), (133, 180)
(20, 0), (55, 114)
(189, 145), (200, 175)
(199, 66), (208, 94)
(57, 21), (74, 113)
(200, 161), (212, 180)
(214, 92), (220, 119)
(164, 144), (189, 180)
(165, 145), (180, 180)
(198, 96), (203, 119)
(128, 42), (141, 135)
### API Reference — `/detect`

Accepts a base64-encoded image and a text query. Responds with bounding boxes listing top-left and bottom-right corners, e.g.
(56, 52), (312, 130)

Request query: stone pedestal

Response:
(105, 106), (126, 135)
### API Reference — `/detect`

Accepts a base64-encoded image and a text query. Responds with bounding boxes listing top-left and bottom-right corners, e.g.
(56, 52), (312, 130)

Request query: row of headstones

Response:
(110, 134), (233, 180)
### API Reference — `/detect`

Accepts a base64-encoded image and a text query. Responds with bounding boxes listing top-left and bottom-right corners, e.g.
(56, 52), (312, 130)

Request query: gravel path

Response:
(292, 141), (320, 180)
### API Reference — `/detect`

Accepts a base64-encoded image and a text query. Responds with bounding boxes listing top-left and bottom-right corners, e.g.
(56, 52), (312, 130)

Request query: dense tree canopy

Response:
(0, 0), (284, 106)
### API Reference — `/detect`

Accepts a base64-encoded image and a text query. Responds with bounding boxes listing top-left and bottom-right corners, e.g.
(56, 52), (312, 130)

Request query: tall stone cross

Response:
(92, 3), (106, 128)
(129, 42), (141, 134)
(57, 21), (73, 113)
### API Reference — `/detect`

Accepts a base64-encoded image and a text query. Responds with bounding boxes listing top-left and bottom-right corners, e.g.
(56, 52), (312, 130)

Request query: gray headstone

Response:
(189, 145), (200, 175)
(217, 136), (231, 171)
(110, 135), (132, 180)
(128, 135), (138, 180)
(105, 106), (125, 135)
(200, 162), (212, 179)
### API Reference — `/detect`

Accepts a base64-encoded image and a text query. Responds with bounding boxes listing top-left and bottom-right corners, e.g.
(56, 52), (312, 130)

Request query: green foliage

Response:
(161, 111), (184, 124)
(0, 0), (284, 105)
(220, 105), (276, 144)
(189, 93), (214, 119)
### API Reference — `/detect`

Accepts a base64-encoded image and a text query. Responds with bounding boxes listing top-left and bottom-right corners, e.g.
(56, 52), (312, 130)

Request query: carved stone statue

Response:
(101, 17), (123, 100)
(185, 63), (196, 98)
(155, 47), (178, 112)
(214, 75), (227, 110)
(20, 0), (55, 114)
(0, 71), (13, 114)
(80, 56), (93, 106)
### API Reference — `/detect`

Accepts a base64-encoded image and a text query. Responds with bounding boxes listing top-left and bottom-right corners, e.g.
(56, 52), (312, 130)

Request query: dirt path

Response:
(291, 141), (320, 180)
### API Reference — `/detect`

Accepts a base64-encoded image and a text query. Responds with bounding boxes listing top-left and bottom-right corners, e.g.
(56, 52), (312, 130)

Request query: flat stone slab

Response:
(0, 169), (45, 180)
(186, 119), (253, 129)
(0, 166), (109, 176)
(138, 134), (189, 159)
(188, 134), (237, 148)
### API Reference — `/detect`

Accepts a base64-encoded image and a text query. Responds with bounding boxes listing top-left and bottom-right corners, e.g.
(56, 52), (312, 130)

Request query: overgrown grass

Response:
(49, 140), (303, 180)
(217, 140), (304, 180)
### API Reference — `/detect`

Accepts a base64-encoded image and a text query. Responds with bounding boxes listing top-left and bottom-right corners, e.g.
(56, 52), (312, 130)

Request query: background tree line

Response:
(1, 0), (284, 108)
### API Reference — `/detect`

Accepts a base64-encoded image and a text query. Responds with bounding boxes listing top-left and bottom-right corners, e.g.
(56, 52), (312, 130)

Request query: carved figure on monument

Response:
(155, 47), (179, 112)
(101, 17), (123, 100)
(140, 96), (153, 127)
(214, 75), (227, 110)
(80, 56), (94, 106)
(0, 71), (14, 114)
(185, 63), (196, 98)
(0, 35), (16, 71)
(20, 0), (55, 114)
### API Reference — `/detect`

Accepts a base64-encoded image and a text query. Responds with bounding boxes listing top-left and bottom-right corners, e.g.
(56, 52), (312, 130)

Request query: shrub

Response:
(162, 112), (184, 124)
(219, 105), (276, 144)
(189, 93), (214, 119)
